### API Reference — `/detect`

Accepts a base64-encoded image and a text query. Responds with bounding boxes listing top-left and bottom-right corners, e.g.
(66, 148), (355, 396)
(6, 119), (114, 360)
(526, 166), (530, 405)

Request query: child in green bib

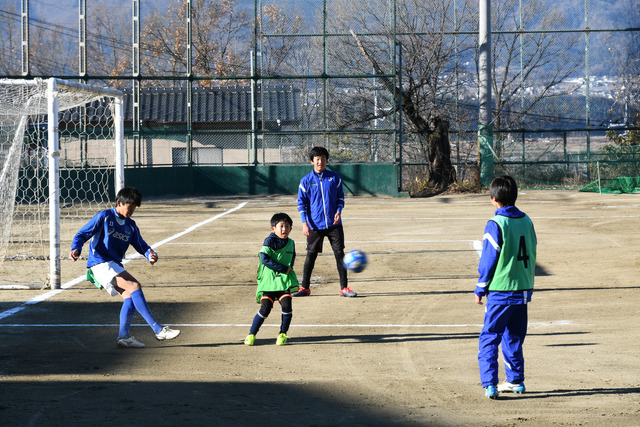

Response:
(245, 213), (299, 346)
(475, 175), (537, 399)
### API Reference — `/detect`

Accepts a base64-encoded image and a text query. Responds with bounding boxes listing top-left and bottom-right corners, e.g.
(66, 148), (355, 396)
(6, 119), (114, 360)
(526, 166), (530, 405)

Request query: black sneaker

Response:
(292, 287), (310, 297)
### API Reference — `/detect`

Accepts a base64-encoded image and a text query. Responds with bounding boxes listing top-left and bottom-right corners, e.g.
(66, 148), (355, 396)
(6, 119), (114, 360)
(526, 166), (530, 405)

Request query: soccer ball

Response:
(343, 250), (367, 273)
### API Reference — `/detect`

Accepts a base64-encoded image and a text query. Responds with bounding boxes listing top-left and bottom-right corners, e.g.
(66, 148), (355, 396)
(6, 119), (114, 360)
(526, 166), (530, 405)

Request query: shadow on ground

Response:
(0, 380), (424, 426)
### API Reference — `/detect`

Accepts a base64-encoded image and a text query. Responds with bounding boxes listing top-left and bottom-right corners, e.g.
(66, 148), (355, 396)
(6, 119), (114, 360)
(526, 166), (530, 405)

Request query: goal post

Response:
(0, 78), (124, 290)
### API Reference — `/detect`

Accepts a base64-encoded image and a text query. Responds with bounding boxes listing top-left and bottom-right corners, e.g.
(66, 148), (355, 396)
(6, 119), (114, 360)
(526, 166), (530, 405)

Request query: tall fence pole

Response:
(478, 0), (494, 185)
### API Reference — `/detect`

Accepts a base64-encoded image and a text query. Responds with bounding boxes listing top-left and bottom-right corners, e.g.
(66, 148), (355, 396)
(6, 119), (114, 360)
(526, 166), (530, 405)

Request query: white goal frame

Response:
(0, 78), (124, 289)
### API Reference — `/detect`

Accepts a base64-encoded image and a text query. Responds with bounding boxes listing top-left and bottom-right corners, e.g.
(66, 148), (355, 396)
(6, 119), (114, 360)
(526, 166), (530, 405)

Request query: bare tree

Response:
(142, 0), (251, 85)
(0, 2), (21, 75)
(325, 0), (477, 192)
(485, 0), (582, 156)
(259, 3), (306, 74)
(87, 4), (132, 89)
(258, 2), (326, 146)
(0, 1), (75, 76)
(606, 3), (640, 146)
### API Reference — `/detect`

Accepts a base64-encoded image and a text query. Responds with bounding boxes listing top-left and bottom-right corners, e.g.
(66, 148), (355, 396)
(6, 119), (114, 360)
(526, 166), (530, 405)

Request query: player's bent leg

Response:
(293, 252), (317, 296)
(247, 297), (274, 341)
(118, 297), (135, 339)
(333, 250), (348, 286)
(301, 251), (318, 287)
(259, 296), (274, 318)
(116, 298), (144, 348)
(276, 294), (292, 345)
(114, 271), (141, 297)
(279, 294), (293, 334)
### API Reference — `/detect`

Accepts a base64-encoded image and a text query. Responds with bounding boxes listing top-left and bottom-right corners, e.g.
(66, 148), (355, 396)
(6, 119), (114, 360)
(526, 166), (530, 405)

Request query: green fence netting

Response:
(580, 177), (640, 193)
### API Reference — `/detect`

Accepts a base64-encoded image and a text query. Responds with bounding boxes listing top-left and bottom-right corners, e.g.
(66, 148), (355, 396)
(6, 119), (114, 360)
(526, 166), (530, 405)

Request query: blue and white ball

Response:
(343, 250), (368, 273)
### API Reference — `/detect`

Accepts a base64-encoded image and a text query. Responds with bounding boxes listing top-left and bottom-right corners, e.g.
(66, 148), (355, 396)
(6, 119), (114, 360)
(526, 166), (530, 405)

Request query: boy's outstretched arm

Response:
(129, 224), (155, 264)
(70, 211), (104, 259)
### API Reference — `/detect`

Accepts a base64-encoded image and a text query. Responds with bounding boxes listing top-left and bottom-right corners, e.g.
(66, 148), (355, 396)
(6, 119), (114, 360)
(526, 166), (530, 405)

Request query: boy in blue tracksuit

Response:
(70, 187), (180, 348)
(293, 146), (357, 297)
(475, 175), (537, 399)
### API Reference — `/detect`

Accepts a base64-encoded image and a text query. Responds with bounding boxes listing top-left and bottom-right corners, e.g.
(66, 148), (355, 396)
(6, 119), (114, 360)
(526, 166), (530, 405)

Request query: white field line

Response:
(0, 320), (575, 329)
(0, 202), (248, 321)
(169, 239), (477, 245)
(225, 215), (638, 221)
(0, 323), (483, 328)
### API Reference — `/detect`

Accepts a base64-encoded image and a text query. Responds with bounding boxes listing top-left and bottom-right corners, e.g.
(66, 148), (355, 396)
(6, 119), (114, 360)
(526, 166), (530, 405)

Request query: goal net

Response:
(0, 78), (124, 289)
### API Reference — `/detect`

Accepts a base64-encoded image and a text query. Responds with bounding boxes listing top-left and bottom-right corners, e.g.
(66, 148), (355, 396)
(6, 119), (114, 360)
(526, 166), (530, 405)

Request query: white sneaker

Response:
(497, 381), (526, 393)
(155, 326), (180, 340)
(117, 336), (145, 348)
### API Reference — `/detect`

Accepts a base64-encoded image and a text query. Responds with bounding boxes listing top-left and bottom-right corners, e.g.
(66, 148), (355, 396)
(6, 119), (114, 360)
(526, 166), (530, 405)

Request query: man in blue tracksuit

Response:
(293, 146), (357, 297)
(475, 176), (537, 399)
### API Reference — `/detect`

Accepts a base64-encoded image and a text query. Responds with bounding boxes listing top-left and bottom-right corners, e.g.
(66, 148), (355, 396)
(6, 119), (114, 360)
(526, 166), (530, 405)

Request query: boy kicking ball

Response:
(70, 187), (180, 348)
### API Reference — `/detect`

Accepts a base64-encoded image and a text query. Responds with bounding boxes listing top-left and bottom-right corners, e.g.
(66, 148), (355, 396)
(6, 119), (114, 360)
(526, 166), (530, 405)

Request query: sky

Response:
(11, 0), (639, 79)
(25, 0), (318, 26)
(23, 0), (638, 30)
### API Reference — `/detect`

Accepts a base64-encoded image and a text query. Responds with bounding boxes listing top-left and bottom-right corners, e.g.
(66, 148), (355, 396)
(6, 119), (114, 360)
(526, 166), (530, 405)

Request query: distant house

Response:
(42, 85), (304, 167)
(119, 85), (303, 165)
(123, 85), (302, 130)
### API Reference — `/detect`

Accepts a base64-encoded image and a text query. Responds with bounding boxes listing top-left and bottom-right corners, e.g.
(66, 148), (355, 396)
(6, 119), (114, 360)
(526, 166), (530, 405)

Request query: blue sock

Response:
(249, 312), (266, 336)
(130, 289), (162, 334)
(281, 311), (292, 334)
(118, 297), (135, 338)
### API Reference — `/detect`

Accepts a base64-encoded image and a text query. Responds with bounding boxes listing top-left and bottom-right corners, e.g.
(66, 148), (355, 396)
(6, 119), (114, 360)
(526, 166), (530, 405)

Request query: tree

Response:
(321, 0), (477, 192)
(0, 2), (21, 75)
(259, 3), (306, 74)
(258, 1), (324, 141)
(606, 1), (639, 143)
(485, 0), (582, 156)
(142, 0), (251, 85)
(606, 114), (640, 146)
(0, 0), (75, 76)
(87, 4), (132, 89)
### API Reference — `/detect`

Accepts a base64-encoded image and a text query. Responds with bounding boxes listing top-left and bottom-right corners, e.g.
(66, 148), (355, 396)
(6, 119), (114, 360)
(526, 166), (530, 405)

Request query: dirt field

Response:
(1, 190), (639, 426)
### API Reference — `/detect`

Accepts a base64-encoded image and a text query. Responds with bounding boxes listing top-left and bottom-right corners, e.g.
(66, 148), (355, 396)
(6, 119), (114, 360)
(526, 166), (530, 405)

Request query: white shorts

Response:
(90, 261), (125, 297)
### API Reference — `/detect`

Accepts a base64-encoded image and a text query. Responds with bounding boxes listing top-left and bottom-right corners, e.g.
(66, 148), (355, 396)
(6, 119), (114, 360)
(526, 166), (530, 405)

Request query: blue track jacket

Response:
(71, 208), (153, 268)
(475, 206), (536, 305)
(297, 169), (345, 230)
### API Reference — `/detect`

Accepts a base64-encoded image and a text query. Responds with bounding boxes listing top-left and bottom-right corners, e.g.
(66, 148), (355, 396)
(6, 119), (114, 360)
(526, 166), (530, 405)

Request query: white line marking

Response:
(225, 215), (638, 221)
(0, 203), (248, 321)
(0, 323), (484, 328)
(169, 239), (477, 245)
(0, 321), (575, 329)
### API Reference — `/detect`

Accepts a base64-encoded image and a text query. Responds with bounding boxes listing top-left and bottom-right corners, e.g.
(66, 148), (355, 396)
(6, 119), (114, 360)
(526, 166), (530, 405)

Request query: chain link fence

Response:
(1, 0), (639, 192)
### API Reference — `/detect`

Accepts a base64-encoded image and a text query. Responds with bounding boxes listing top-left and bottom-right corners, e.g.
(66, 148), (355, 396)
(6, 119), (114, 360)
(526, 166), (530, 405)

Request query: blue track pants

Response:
(478, 303), (528, 387)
